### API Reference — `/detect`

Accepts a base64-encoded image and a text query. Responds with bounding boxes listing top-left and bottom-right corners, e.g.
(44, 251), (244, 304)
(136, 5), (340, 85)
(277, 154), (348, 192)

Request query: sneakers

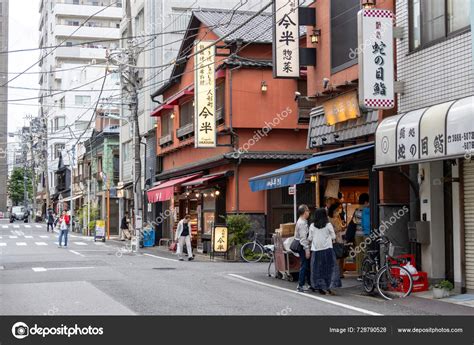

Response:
(178, 258), (184, 261)
(296, 286), (305, 293)
(188, 257), (194, 261)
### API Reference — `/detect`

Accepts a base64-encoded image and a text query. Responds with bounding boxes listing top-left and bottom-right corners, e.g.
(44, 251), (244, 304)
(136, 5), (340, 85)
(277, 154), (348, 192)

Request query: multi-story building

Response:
(0, 0), (8, 213)
(118, 0), (267, 228)
(375, 0), (473, 292)
(37, 0), (122, 213)
(147, 7), (312, 250)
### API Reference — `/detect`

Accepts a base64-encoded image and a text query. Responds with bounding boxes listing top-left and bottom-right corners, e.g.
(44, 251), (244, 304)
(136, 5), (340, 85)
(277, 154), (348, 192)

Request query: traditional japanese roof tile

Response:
(307, 106), (379, 149)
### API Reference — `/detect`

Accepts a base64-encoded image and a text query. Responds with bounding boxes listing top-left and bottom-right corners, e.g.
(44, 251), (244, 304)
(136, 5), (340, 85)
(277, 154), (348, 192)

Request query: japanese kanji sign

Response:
(323, 91), (360, 125)
(375, 96), (474, 167)
(213, 226), (228, 253)
(273, 0), (300, 78)
(194, 41), (216, 148)
(358, 9), (394, 109)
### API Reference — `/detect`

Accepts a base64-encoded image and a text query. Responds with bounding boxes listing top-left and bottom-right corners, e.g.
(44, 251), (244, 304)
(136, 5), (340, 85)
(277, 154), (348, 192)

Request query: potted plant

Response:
(432, 280), (454, 299)
(222, 214), (251, 261)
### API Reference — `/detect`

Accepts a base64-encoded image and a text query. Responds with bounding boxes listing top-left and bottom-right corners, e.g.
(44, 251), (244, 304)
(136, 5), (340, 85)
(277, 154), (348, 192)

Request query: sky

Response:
(7, 0), (40, 137)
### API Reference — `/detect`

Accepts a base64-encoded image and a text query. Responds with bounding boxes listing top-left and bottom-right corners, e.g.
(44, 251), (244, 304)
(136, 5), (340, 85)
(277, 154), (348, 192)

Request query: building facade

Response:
(118, 0), (268, 230)
(0, 0), (8, 213)
(37, 0), (122, 213)
(382, 0), (473, 292)
(147, 8), (312, 250)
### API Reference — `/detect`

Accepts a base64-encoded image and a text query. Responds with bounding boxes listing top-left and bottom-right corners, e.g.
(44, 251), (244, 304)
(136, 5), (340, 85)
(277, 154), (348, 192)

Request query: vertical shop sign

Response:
(273, 0), (300, 78)
(358, 8), (394, 109)
(194, 41), (216, 148)
(213, 226), (228, 253)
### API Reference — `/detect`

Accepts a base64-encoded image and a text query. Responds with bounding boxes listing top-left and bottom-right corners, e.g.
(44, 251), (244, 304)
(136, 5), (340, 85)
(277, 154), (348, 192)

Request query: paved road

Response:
(1, 220), (473, 316)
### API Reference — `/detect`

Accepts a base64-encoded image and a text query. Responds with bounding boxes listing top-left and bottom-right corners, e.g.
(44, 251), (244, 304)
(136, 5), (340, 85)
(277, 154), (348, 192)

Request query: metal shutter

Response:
(464, 161), (474, 291)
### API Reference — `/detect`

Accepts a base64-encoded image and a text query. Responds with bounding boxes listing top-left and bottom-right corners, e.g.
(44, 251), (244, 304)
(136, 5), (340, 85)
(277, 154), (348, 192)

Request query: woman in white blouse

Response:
(308, 208), (342, 295)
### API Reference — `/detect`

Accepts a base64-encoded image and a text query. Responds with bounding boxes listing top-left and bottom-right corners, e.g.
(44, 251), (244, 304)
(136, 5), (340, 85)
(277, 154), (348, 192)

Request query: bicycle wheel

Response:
(376, 265), (413, 300)
(361, 258), (376, 293)
(241, 242), (264, 263)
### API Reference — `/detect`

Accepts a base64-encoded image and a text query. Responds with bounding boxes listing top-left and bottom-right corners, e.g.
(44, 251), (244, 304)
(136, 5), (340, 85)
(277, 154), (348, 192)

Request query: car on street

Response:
(11, 206), (26, 221)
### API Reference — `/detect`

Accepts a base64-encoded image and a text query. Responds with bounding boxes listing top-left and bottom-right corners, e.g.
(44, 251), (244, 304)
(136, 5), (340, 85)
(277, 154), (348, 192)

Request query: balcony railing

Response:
(176, 123), (194, 140)
(159, 133), (173, 147)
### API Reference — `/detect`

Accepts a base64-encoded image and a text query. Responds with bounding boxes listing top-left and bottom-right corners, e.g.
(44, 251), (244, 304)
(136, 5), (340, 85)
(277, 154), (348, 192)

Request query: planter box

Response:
(433, 287), (450, 299)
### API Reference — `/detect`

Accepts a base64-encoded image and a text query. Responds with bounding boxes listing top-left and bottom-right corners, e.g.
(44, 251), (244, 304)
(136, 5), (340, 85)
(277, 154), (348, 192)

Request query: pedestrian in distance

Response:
(120, 211), (131, 241)
(58, 210), (70, 248)
(294, 204), (313, 293)
(308, 208), (342, 296)
(47, 207), (55, 232)
(175, 214), (194, 261)
(352, 193), (370, 280)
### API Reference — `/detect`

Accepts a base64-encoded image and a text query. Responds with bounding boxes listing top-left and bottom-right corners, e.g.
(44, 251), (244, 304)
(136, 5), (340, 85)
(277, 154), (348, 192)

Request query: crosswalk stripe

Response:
(0, 243), (6, 246)
(40, 235), (48, 238)
(0, 236), (2, 239)
(1, 225), (7, 229)
(35, 242), (48, 246)
(73, 242), (88, 246)
(9, 236), (17, 239)
(24, 235), (33, 239)
(13, 225), (19, 229)
(16, 242), (27, 246)
(24, 225), (31, 228)
(35, 225), (42, 228)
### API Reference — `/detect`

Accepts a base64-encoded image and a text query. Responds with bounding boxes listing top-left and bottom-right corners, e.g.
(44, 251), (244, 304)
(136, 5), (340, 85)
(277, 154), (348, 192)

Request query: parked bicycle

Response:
(241, 232), (273, 263)
(361, 236), (413, 300)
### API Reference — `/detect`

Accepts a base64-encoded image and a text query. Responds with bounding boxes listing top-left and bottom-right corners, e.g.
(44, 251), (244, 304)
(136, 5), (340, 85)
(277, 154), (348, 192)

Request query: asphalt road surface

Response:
(1, 220), (473, 316)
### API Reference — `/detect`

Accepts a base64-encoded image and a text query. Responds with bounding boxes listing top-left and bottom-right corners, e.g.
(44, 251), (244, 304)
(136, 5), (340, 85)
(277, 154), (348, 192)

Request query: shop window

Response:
(410, 0), (471, 50)
(179, 101), (194, 127)
(161, 111), (173, 137)
(330, 0), (359, 73)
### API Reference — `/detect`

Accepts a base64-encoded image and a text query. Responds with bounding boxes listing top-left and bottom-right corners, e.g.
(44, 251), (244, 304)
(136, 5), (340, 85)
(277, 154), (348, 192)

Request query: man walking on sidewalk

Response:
(175, 214), (194, 261)
(120, 211), (131, 241)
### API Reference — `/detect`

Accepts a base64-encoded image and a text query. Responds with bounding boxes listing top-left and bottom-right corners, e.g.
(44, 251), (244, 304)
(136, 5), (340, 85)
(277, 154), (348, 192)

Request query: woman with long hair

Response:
(308, 208), (342, 295)
(328, 202), (346, 279)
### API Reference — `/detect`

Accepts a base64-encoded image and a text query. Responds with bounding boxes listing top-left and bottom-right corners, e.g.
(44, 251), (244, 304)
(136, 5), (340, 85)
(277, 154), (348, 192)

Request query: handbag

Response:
(333, 243), (345, 259)
(290, 238), (302, 253)
(169, 241), (177, 252)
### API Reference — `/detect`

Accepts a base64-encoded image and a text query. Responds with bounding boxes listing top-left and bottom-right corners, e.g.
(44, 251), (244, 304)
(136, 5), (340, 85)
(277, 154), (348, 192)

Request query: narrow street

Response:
(1, 220), (472, 316)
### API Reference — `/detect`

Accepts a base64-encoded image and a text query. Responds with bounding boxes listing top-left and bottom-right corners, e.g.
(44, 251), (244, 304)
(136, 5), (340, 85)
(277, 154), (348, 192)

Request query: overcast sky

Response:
(8, 0), (39, 136)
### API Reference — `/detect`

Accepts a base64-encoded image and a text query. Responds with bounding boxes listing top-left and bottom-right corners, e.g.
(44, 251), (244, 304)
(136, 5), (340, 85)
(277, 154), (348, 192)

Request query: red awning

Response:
(147, 174), (201, 203)
(166, 87), (194, 105)
(151, 104), (174, 117)
(181, 172), (228, 187)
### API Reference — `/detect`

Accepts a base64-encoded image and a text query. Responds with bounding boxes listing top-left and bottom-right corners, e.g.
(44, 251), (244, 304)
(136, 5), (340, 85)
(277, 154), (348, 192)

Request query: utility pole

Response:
(123, 0), (142, 251)
(29, 120), (37, 220)
(40, 97), (50, 214)
(69, 145), (76, 230)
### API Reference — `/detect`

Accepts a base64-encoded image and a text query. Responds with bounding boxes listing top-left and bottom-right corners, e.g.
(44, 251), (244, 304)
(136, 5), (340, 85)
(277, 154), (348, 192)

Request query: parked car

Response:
(11, 206), (26, 221)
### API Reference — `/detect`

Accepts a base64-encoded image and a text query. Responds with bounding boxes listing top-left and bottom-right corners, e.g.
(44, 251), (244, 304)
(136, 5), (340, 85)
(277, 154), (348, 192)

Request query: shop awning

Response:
(181, 171), (229, 187)
(61, 194), (82, 203)
(248, 144), (374, 192)
(147, 174), (201, 203)
(150, 86), (194, 117)
(375, 95), (474, 168)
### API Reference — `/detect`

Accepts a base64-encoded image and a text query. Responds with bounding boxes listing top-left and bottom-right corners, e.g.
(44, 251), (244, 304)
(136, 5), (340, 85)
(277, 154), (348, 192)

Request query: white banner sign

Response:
(273, 0), (300, 78)
(194, 41), (216, 148)
(358, 9), (394, 109)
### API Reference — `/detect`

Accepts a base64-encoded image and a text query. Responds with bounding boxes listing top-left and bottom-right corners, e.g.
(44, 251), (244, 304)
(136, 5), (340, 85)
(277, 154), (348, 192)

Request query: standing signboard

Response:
(194, 41), (216, 148)
(273, 0), (300, 78)
(358, 8), (394, 109)
(94, 220), (106, 242)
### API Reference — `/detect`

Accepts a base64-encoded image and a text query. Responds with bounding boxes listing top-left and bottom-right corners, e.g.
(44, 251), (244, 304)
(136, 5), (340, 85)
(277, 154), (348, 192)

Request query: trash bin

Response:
(143, 229), (155, 247)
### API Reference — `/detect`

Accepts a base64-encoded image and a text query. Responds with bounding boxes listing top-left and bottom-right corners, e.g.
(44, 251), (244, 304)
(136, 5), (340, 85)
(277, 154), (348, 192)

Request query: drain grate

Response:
(152, 267), (176, 270)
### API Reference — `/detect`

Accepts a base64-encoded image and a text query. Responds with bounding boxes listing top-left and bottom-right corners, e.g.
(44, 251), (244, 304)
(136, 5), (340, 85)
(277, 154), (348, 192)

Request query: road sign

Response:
(288, 186), (296, 195)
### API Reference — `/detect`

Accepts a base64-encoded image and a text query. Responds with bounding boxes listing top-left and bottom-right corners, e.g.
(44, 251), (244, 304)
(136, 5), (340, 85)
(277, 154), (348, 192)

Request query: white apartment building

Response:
(118, 0), (266, 224)
(37, 0), (122, 210)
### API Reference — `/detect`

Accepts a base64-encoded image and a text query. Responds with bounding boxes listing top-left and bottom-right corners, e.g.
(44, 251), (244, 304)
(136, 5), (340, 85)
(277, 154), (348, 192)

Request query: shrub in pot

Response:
(222, 214), (251, 261)
(432, 280), (454, 299)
